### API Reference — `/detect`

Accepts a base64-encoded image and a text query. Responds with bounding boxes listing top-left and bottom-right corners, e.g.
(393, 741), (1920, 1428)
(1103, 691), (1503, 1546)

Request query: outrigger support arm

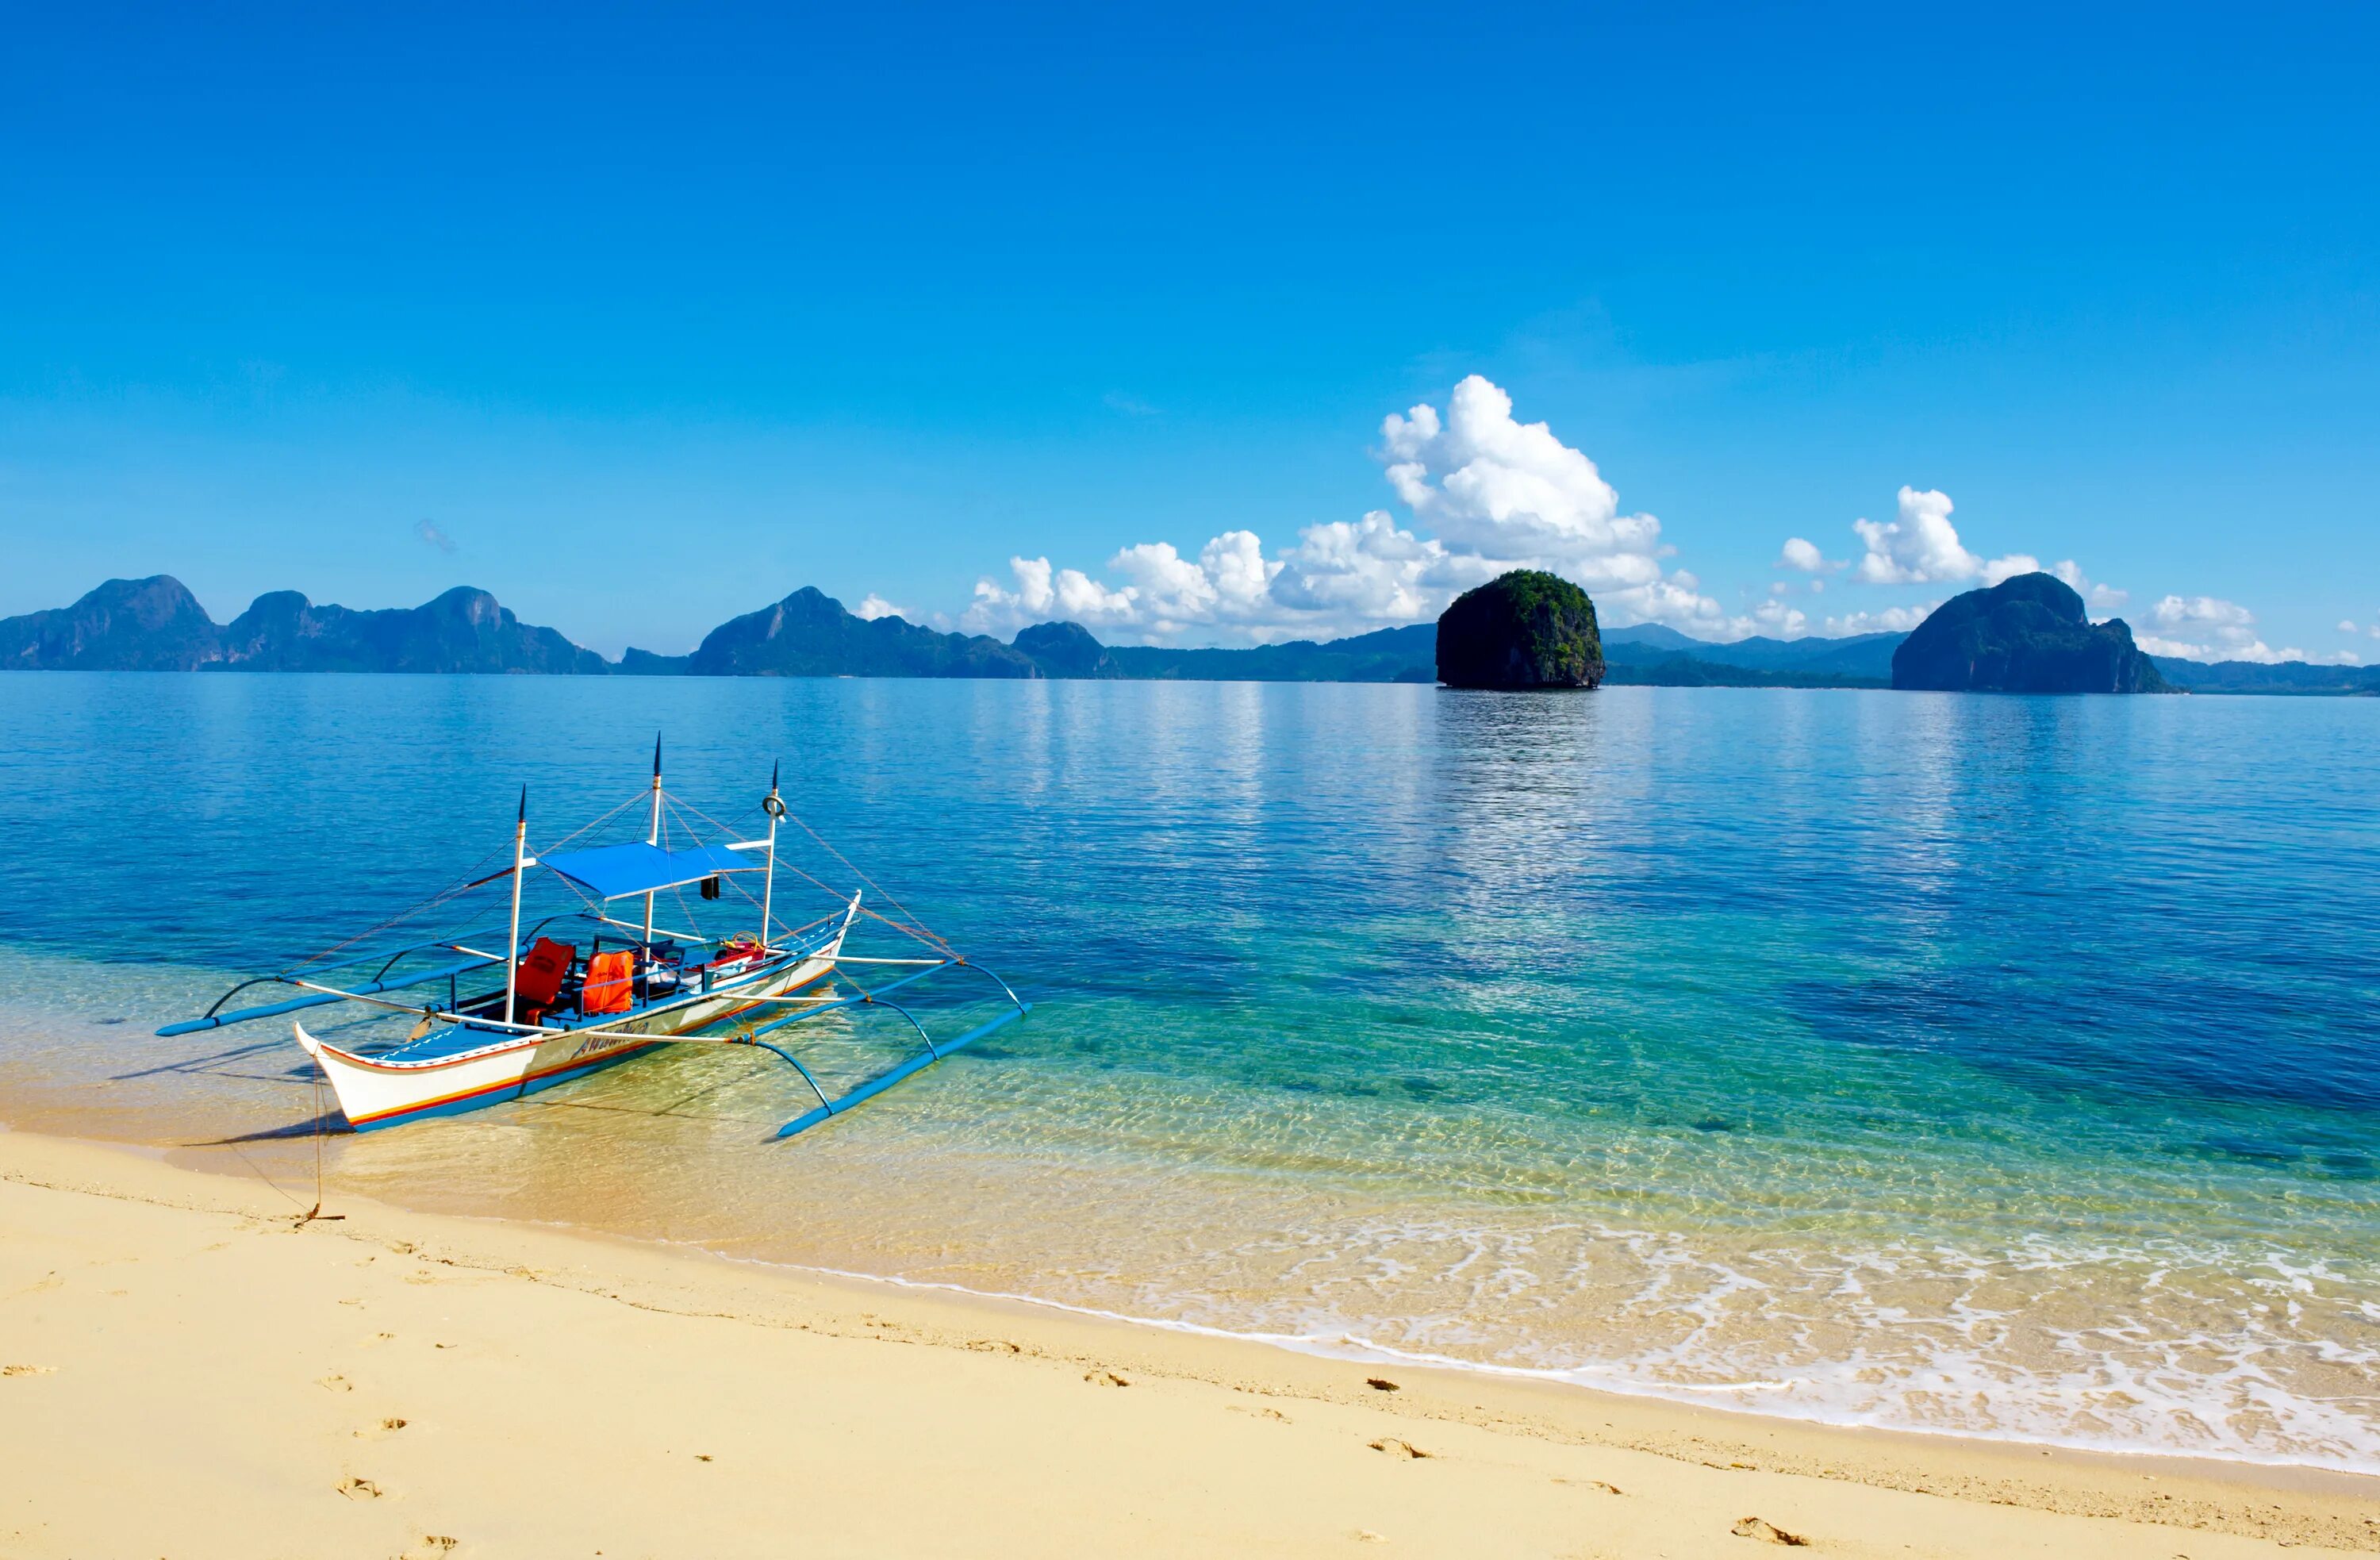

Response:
(739, 1039), (834, 1111)
(156, 953), (501, 1036)
(770, 1004), (1029, 1139)
(733, 953), (1033, 1139)
(957, 959), (1028, 1014)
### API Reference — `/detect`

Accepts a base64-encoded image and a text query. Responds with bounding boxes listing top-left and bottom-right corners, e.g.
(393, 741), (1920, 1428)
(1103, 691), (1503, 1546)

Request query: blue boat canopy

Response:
(539, 841), (762, 901)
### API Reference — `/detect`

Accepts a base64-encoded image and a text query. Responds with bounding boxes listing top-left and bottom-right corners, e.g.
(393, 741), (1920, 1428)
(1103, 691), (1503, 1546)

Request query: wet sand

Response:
(2, 1129), (2374, 1558)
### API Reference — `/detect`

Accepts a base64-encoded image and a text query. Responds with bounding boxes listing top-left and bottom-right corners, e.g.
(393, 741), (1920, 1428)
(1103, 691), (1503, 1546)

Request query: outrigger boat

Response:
(157, 743), (1027, 1139)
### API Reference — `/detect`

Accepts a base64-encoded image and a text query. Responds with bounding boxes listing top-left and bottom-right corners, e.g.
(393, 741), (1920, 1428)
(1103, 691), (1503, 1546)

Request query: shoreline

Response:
(743, 1257), (2380, 1483)
(5, 1127), (2374, 1557)
(7, 1029), (2378, 1485)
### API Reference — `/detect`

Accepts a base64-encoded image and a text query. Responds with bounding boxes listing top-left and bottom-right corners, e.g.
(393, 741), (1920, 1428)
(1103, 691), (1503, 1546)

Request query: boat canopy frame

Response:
(155, 748), (1028, 1139)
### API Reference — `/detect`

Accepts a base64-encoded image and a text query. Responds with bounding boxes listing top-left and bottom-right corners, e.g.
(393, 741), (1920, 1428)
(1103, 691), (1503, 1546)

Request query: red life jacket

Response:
(516, 938), (574, 1009)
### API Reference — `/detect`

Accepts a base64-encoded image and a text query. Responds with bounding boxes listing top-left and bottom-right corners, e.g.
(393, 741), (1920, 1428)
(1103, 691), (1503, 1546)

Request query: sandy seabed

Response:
(2, 1130), (2375, 1559)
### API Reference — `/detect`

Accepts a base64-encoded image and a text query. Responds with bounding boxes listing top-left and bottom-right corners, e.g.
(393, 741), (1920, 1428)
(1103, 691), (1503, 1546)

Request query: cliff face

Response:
(1435, 571), (1605, 690)
(687, 587), (1040, 678)
(1891, 574), (2170, 694)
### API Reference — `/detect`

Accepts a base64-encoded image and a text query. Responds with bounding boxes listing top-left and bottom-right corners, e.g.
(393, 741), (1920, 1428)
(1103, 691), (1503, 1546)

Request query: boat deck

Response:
(359, 943), (816, 1065)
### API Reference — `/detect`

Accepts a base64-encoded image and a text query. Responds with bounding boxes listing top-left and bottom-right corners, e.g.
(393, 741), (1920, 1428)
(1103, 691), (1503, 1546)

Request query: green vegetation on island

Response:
(1434, 571), (1606, 690)
(1891, 574), (2170, 694)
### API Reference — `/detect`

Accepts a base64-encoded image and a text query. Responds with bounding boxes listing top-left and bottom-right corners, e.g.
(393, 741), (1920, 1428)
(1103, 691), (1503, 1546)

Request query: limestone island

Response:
(1436, 570), (1606, 690)
(1891, 573), (2171, 694)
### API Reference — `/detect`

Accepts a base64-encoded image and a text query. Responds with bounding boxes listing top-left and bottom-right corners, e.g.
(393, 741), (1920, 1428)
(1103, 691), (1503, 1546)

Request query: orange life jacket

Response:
(582, 950), (636, 1016)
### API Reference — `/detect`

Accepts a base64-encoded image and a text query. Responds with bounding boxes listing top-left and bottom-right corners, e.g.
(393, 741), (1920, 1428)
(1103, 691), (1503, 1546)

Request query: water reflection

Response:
(2, 674), (2377, 1467)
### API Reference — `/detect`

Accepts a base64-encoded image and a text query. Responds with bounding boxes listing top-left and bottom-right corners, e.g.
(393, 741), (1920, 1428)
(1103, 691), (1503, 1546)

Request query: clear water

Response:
(2, 672), (2376, 1470)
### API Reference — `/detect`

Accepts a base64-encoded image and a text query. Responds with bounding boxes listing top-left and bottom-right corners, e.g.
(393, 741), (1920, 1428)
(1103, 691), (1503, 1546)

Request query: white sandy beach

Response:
(2, 1130), (2374, 1558)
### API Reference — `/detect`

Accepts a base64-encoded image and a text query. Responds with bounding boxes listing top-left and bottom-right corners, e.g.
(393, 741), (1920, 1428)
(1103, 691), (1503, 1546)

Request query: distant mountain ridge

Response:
(0, 576), (607, 674)
(2149, 657), (2380, 694)
(3, 575), (2370, 692)
(686, 586), (1041, 678)
(1602, 624), (1904, 680)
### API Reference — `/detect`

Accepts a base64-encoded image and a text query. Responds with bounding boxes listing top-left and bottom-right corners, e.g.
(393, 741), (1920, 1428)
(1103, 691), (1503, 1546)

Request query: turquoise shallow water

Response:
(2, 673), (2376, 1468)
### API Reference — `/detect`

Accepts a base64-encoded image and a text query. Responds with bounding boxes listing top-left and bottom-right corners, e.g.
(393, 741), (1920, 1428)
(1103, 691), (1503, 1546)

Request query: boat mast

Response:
(761, 760), (781, 952)
(642, 733), (662, 955)
(503, 786), (528, 1027)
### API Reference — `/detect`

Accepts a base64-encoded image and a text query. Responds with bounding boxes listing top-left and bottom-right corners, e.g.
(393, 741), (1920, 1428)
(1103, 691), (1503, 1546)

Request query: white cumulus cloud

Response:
(2044, 559), (2129, 617)
(962, 375), (1739, 644)
(855, 594), (909, 621)
(1847, 487), (2044, 586)
(1822, 604), (1940, 636)
(968, 555), (1139, 630)
(2136, 594), (2301, 664)
(1789, 490), (2128, 627)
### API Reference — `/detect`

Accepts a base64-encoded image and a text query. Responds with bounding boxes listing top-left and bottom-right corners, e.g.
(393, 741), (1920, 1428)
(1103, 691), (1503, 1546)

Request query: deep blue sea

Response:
(2, 673), (2375, 1470)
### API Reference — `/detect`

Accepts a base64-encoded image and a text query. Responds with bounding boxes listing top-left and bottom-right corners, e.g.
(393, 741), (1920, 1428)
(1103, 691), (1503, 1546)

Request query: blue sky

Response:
(2, 2), (2375, 660)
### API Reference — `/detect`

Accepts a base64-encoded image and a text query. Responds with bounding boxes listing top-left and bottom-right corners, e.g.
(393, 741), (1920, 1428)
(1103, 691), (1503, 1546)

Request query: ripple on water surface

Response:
(1, 674), (2375, 1469)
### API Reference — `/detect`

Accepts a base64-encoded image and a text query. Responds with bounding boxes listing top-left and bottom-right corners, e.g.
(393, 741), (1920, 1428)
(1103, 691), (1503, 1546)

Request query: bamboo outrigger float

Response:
(158, 742), (1027, 1139)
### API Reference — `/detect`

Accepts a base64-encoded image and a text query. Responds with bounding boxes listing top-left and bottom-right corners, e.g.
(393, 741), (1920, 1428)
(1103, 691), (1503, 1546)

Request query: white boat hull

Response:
(294, 939), (843, 1132)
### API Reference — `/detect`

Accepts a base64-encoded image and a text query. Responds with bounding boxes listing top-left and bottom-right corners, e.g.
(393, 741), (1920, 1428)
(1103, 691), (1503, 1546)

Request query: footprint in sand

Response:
(336, 1476), (382, 1500)
(1084, 1370), (1130, 1388)
(319, 1374), (354, 1393)
(1556, 1477), (1623, 1495)
(1368, 1438), (1430, 1460)
(1730, 1516), (1808, 1546)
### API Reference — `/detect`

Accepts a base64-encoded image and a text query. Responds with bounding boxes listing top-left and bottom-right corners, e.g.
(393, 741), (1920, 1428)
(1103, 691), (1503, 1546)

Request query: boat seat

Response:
(513, 936), (576, 1027)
